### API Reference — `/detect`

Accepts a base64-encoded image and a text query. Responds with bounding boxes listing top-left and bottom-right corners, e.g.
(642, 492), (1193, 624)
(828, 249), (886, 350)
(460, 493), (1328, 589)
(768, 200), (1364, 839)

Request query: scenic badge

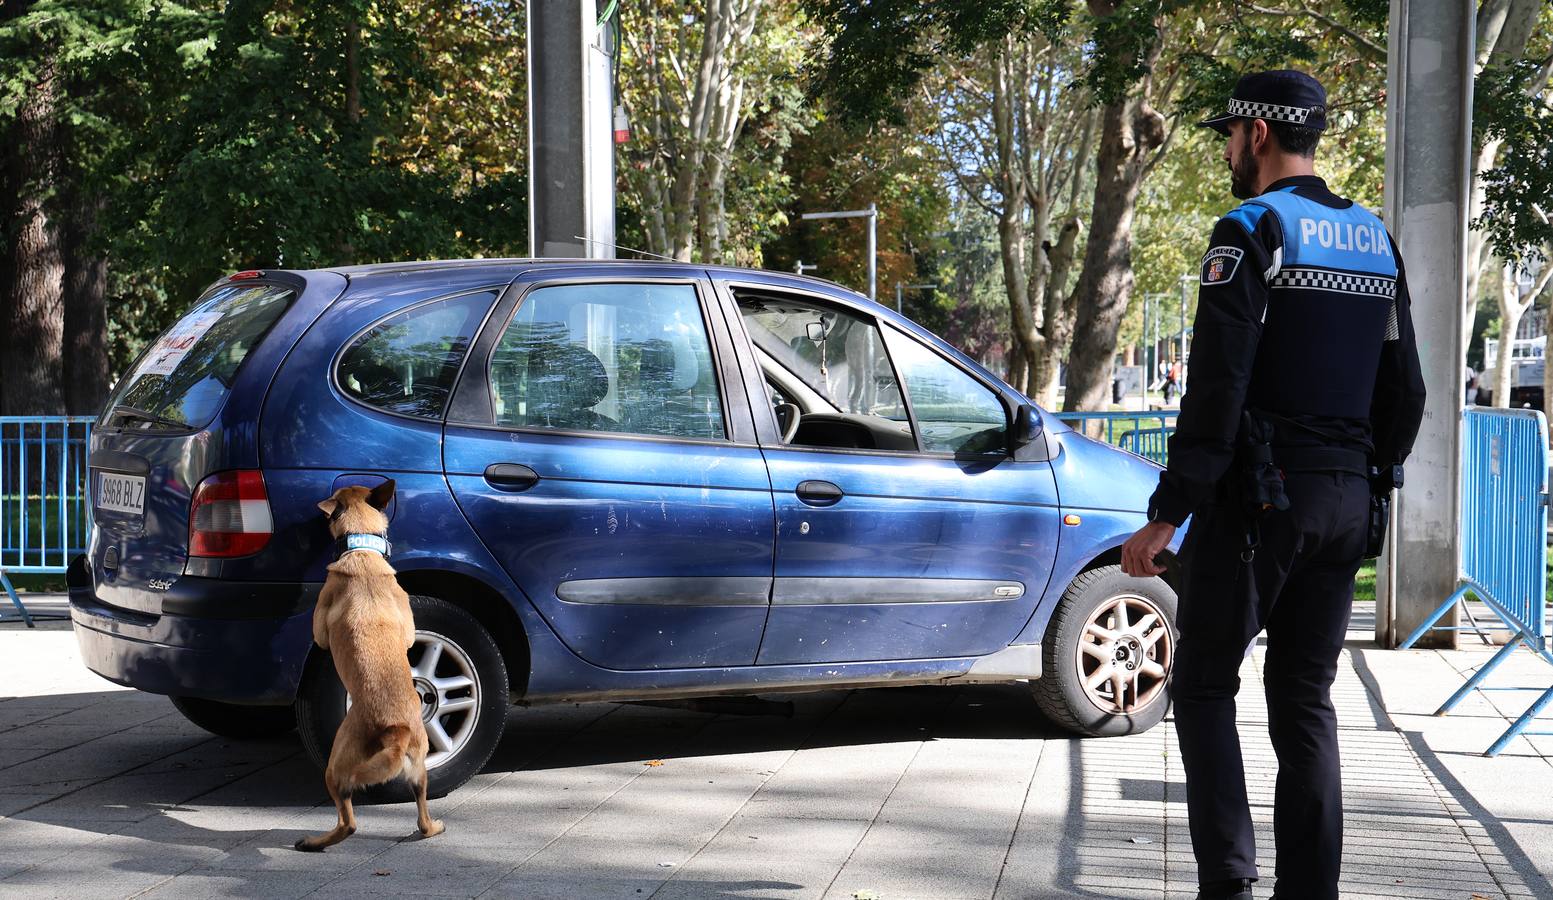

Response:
(1201, 246), (1243, 285)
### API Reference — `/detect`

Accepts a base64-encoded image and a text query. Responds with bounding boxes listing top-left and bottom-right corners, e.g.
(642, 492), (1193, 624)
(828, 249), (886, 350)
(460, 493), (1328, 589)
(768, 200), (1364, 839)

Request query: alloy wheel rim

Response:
(1074, 593), (1172, 715)
(409, 630), (480, 769)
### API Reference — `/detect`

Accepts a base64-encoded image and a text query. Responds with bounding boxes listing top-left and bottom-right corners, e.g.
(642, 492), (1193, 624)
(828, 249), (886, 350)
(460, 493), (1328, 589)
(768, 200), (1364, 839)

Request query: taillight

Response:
(189, 470), (273, 557)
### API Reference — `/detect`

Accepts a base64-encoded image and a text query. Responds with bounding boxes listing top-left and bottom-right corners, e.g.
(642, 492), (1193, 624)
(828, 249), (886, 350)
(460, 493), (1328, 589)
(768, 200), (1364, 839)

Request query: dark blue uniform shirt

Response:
(1148, 175), (1427, 527)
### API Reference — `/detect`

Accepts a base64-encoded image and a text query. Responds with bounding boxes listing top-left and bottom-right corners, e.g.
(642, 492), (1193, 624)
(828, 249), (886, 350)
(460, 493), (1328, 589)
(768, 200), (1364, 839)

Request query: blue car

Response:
(70, 260), (1181, 796)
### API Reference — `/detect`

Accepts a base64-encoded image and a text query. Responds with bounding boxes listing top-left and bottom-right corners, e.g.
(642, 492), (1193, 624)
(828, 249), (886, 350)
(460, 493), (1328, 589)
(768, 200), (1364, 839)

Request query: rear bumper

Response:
(68, 563), (319, 704)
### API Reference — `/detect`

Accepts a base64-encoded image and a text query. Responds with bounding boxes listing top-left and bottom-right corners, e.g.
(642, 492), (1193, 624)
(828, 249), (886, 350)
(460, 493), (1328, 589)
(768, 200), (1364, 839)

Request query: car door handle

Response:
(795, 480), (844, 506)
(484, 463), (540, 492)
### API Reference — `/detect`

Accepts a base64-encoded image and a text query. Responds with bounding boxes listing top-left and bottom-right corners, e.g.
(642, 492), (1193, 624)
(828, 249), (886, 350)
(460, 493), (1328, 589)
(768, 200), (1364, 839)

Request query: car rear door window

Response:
(337, 291), (494, 419)
(489, 282), (725, 440)
(886, 327), (1009, 454)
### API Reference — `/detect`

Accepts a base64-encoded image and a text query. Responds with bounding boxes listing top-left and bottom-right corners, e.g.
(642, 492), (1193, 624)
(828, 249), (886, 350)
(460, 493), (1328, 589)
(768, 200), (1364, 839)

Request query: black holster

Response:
(1365, 464), (1404, 559)
(1236, 411), (1291, 557)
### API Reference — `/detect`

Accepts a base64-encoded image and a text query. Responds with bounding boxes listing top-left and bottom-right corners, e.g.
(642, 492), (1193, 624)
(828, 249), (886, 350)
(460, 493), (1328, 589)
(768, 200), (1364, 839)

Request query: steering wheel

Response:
(774, 402), (801, 443)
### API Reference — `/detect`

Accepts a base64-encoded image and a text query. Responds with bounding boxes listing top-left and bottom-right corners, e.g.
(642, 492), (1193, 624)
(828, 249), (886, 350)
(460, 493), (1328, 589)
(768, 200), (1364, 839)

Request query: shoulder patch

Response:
(1201, 246), (1244, 285)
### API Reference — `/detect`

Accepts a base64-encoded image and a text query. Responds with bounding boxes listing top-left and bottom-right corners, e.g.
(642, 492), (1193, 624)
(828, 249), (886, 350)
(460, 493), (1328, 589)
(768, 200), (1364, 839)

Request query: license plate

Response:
(97, 473), (146, 516)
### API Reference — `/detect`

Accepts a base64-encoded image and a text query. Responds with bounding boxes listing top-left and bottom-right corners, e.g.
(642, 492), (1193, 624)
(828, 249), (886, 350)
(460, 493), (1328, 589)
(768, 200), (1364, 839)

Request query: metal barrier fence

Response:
(1399, 407), (1552, 756)
(1054, 410), (1178, 464)
(1, 416), (94, 626)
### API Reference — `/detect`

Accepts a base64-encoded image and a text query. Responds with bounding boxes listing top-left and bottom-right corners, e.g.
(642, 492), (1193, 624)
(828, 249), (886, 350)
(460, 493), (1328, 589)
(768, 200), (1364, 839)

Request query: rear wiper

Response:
(111, 405), (187, 429)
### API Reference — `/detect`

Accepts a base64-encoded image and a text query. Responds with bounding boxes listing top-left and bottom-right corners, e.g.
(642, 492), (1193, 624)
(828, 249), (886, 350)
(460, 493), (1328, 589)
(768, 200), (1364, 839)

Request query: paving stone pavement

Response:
(0, 599), (1549, 899)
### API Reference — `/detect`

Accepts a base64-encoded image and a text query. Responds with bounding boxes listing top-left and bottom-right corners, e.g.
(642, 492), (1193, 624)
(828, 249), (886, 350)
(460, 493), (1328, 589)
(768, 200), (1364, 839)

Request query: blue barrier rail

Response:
(1, 416), (94, 626)
(1399, 407), (1552, 756)
(1054, 410), (1178, 464)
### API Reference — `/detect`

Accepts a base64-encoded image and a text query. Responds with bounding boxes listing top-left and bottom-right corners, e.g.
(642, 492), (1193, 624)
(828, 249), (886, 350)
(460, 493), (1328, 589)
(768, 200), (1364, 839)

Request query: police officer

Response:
(1120, 71), (1426, 900)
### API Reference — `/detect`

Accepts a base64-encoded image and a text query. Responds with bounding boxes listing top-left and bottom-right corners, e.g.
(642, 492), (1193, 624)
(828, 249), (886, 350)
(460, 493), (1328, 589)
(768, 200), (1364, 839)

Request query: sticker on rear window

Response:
(141, 311), (224, 376)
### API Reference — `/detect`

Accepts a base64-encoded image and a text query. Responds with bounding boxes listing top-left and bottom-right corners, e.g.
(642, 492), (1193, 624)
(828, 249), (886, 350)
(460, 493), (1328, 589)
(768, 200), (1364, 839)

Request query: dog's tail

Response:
(364, 723), (416, 781)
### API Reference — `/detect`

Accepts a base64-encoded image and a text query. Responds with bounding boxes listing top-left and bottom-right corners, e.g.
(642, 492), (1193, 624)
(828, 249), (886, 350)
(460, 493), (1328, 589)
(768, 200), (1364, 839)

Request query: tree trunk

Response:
(1, 45), (65, 416)
(1494, 264), (1530, 408)
(1034, 217), (1083, 408)
(1062, 94), (1165, 412)
(61, 196), (110, 415)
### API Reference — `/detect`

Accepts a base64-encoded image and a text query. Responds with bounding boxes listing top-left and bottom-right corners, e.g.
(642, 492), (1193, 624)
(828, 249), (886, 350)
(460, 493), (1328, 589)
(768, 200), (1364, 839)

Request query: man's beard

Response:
(1230, 144), (1260, 199)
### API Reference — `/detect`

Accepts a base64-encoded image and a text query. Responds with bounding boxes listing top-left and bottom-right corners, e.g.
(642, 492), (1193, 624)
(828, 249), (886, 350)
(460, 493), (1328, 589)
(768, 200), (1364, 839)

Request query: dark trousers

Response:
(1171, 470), (1369, 900)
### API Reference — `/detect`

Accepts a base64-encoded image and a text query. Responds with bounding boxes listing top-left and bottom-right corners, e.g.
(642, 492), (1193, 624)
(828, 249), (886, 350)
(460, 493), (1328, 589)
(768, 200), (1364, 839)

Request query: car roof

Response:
(314, 257), (857, 296)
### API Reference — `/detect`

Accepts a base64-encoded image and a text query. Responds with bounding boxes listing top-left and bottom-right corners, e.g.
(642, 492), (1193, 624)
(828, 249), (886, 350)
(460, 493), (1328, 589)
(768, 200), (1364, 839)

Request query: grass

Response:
(2, 494), (88, 593)
(1354, 557), (1553, 606)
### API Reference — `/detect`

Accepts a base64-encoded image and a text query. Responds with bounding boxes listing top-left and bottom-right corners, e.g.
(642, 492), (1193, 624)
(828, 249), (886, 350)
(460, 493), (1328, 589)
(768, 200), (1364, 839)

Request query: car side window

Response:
(738, 296), (905, 419)
(886, 328), (1009, 455)
(489, 282), (725, 440)
(337, 291), (495, 419)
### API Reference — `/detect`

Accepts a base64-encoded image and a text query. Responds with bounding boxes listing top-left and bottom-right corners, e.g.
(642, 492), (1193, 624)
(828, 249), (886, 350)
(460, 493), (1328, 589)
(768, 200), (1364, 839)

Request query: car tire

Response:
(1033, 565), (1177, 738)
(294, 595), (509, 800)
(170, 696), (297, 738)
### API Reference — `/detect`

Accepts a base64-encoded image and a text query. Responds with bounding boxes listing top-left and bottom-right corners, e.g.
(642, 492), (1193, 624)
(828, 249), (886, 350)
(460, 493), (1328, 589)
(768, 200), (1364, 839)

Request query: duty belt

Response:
(1271, 445), (1368, 475)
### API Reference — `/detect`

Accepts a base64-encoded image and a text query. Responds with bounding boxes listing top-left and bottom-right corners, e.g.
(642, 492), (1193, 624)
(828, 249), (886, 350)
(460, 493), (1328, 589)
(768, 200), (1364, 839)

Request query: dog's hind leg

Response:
(410, 756), (444, 838)
(294, 772), (358, 852)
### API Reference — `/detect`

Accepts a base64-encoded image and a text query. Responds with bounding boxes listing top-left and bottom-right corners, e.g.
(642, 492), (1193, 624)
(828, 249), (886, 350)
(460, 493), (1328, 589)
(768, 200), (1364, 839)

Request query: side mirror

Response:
(1011, 403), (1044, 460)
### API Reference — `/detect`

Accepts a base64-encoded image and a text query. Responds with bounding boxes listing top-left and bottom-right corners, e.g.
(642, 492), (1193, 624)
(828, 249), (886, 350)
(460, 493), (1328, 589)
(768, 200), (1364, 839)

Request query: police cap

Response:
(1198, 70), (1328, 135)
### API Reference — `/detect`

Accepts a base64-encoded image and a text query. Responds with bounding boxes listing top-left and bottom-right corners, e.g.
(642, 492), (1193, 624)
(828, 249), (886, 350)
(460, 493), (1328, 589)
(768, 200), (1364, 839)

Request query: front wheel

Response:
(294, 595), (509, 799)
(1033, 565), (1177, 737)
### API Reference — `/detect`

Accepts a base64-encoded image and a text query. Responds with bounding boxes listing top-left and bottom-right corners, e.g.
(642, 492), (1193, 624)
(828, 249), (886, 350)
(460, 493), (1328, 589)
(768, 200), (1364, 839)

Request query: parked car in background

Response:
(70, 259), (1182, 796)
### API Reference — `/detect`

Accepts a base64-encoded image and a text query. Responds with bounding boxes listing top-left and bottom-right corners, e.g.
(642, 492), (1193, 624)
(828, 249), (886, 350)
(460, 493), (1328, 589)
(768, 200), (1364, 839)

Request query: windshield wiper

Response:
(111, 405), (187, 429)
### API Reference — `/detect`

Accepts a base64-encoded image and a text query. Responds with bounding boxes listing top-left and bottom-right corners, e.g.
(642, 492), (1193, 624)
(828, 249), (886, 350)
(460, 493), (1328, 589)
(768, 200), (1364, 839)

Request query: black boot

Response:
(1195, 878), (1254, 900)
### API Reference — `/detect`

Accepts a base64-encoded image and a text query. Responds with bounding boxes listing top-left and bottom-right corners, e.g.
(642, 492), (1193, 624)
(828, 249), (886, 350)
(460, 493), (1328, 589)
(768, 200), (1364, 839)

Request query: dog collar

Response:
(334, 533), (391, 560)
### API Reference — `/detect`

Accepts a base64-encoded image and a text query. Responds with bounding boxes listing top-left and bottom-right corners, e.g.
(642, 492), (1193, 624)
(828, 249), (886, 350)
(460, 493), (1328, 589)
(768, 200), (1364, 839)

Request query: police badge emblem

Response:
(1201, 246), (1243, 284)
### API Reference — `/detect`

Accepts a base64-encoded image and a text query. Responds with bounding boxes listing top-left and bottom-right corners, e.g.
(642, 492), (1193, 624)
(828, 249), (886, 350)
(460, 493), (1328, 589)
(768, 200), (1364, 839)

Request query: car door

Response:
(723, 283), (1062, 665)
(442, 270), (775, 670)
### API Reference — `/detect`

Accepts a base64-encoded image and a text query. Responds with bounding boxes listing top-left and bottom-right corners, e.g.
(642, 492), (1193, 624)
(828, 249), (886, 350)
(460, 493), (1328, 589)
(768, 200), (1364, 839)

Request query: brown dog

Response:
(295, 480), (443, 851)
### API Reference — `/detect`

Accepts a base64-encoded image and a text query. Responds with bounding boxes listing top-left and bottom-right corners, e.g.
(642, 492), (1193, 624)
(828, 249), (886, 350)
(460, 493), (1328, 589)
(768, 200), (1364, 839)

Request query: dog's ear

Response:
(317, 499), (339, 518)
(366, 479), (396, 511)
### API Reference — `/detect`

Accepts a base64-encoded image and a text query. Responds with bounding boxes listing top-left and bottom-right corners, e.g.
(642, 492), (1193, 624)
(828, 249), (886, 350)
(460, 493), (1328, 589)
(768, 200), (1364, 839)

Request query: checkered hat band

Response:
(1271, 267), (1396, 297)
(1227, 98), (1311, 125)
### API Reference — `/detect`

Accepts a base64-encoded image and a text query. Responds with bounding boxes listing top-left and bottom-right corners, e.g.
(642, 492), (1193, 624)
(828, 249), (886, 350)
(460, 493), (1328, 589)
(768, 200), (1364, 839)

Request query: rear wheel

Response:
(1033, 565), (1177, 737)
(170, 696), (296, 739)
(294, 595), (509, 799)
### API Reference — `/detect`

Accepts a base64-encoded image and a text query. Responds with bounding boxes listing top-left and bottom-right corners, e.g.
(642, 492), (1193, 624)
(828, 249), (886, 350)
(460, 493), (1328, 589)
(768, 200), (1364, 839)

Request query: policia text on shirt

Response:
(1120, 70), (1426, 900)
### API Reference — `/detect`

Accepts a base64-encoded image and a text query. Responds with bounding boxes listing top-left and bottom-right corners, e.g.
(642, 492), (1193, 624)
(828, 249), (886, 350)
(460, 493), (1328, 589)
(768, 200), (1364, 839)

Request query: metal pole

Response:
(867, 204), (877, 303)
(800, 208), (878, 300)
(896, 283), (936, 315)
(1178, 276), (1198, 391)
(1378, 0), (1474, 649)
(527, 0), (615, 258)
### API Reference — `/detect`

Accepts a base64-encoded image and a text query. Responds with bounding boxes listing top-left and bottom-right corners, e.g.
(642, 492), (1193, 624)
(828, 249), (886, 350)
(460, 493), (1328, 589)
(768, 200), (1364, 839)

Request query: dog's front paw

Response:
(419, 819), (445, 839)
(294, 838), (324, 853)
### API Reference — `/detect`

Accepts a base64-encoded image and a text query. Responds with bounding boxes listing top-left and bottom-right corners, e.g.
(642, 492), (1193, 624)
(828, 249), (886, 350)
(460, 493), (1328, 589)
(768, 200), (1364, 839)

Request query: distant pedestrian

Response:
(1465, 366), (1477, 406)
(1163, 364), (1179, 405)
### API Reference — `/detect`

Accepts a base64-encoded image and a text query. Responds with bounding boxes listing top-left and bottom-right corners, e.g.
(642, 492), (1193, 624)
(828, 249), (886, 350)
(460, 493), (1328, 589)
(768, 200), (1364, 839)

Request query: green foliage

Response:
(54, 1), (530, 362)
(802, 0), (1072, 125)
(1083, 0), (1165, 105)
(1474, 58), (1553, 266)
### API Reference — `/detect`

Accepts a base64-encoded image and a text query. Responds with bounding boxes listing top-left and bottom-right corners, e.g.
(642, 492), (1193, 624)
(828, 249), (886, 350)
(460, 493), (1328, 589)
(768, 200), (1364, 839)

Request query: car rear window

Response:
(105, 283), (294, 430)
(336, 291), (495, 420)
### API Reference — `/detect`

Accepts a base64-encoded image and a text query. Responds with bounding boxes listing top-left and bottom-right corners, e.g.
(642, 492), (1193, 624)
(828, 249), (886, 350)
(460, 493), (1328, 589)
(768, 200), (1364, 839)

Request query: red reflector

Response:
(229, 270), (262, 280)
(190, 470), (273, 557)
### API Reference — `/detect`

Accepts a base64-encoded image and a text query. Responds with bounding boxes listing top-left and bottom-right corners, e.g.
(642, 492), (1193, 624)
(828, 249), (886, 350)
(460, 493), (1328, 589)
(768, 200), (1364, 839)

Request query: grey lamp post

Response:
(895, 282), (937, 313)
(800, 205), (877, 302)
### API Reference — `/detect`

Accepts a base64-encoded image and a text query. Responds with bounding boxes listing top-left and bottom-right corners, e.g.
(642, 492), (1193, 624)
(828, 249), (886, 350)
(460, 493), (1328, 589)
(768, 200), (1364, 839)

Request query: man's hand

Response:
(1121, 521), (1177, 577)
